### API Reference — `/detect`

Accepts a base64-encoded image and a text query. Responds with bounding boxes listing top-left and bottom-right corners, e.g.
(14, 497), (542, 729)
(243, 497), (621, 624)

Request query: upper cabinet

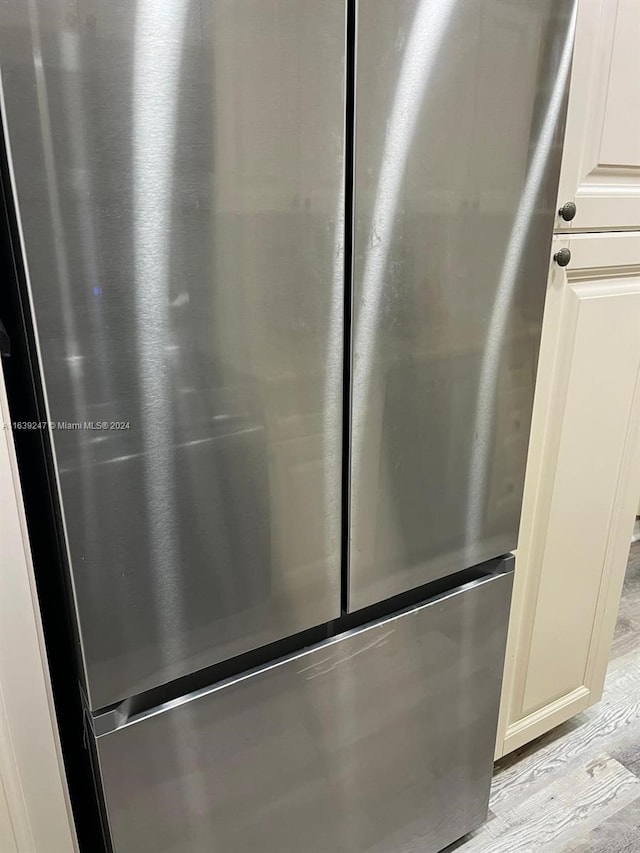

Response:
(556, 0), (640, 232)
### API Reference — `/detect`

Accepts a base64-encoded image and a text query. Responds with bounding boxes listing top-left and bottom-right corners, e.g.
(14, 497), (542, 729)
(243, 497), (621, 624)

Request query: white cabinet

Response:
(0, 374), (78, 852)
(555, 0), (640, 232)
(496, 233), (640, 756)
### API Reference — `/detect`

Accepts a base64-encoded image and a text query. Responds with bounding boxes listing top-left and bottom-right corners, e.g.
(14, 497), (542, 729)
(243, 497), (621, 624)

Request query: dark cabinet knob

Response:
(554, 248), (571, 267)
(558, 201), (577, 221)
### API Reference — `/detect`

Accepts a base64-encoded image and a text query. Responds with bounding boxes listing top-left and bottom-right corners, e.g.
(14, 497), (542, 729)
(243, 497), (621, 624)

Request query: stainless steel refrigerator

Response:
(0, 1), (576, 851)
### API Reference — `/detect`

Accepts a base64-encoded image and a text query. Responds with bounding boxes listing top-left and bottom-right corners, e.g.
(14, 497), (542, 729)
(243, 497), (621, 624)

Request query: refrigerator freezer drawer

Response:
(95, 566), (513, 853)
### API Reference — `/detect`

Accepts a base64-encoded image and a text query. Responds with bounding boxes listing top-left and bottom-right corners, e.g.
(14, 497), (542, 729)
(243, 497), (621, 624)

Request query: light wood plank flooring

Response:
(449, 541), (640, 853)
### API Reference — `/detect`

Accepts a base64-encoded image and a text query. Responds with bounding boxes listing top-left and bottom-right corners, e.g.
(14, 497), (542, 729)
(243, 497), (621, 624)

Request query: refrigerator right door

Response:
(349, 0), (577, 611)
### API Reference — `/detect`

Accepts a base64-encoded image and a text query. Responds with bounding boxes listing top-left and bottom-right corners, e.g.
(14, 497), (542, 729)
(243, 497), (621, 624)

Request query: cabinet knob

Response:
(554, 248), (571, 267)
(558, 201), (577, 221)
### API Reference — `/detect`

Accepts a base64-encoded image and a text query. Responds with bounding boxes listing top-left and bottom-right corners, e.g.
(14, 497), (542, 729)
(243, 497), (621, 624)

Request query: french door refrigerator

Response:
(0, 1), (575, 851)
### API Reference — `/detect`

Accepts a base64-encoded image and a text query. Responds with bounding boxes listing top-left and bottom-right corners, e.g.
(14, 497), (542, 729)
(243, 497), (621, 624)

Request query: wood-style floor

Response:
(450, 540), (640, 853)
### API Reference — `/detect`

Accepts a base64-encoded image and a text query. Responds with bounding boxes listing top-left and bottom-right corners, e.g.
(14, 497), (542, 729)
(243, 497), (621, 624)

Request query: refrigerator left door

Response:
(0, 0), (346, 711)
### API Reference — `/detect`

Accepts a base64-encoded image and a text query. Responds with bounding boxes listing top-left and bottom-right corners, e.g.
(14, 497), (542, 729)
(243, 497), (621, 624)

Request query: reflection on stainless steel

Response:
(59, 27), (114, 411)
(96, 568), (513, 853)
(131, 2), (209, 828)
(350, 0), (459, 569)
(0, 0), (346, 709)
(350, 0), (576, 610)
(464, 3), (577, 552)
(20, 2), (98, 682)
(26, 0), (82, 400)
(132, 0), (189, 672)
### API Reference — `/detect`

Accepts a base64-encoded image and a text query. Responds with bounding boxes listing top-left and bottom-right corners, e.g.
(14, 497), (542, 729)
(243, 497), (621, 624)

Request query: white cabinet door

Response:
(496, 232), (640, 757)
(556, 0), (640, 232)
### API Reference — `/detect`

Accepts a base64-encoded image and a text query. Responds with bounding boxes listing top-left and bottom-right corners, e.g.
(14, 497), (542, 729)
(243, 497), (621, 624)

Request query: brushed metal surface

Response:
(0, 0), (346, 709)
(349, 0), (577, 610)
(95, 567), (513, 853)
